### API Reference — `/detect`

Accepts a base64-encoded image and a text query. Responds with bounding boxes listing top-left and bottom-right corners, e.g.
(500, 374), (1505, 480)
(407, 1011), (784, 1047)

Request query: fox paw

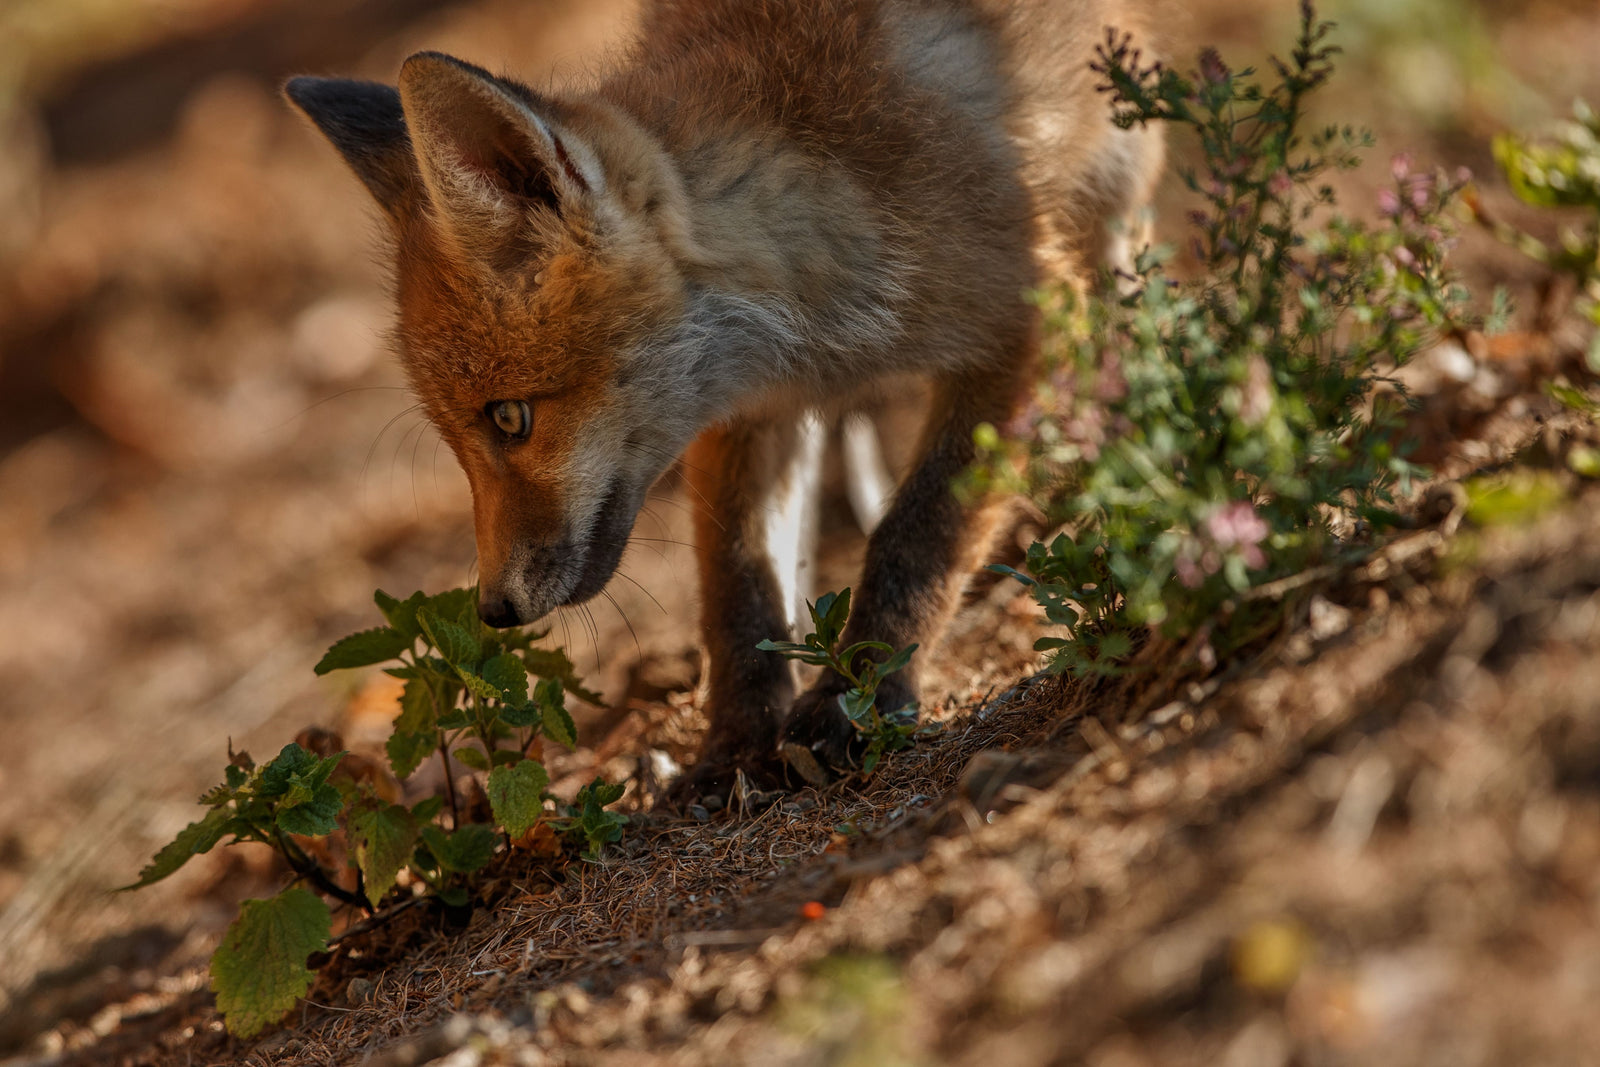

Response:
(779, 685), (865, 784)
(780, 675), (921, 783)
(662, 751), (783, 813)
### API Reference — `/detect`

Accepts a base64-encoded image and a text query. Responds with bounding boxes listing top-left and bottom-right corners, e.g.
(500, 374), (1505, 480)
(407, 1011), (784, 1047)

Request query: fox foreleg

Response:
(780, 357), (1028, 775)
(672, 410), (825, 805)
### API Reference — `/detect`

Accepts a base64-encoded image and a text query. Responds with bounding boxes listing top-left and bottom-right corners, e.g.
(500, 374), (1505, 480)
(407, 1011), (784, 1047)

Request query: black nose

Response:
(478, 597), (522, 629)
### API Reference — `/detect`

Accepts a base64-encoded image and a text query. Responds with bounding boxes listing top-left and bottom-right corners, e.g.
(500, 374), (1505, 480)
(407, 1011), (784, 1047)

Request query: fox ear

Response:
(397, 51), (601, 258)
(284, 77), (419, 221)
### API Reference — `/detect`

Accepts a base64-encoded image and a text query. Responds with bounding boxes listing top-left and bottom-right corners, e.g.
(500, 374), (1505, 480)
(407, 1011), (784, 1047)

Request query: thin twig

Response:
(328, 895), (427, 948)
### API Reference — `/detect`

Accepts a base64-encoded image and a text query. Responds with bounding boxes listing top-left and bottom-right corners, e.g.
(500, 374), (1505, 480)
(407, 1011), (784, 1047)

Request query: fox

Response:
(286, 0), (1163, 805)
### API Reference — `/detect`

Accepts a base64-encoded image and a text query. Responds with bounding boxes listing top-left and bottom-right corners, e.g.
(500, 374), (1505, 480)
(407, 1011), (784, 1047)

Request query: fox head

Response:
(288, 55), (712, 627)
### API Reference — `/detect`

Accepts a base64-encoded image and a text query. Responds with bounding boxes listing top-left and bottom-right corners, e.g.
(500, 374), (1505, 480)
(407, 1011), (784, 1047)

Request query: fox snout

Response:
(473, 478), (638, 629)
(475, 542), (567, 629)
(477, 593), (523, 630)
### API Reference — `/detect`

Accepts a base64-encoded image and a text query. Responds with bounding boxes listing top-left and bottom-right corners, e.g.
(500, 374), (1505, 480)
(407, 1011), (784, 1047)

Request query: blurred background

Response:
(0, 0), (1597, 1052)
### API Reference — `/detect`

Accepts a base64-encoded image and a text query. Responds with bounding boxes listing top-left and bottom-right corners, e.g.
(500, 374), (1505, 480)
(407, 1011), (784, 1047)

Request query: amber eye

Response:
(488, 399), (532, 439)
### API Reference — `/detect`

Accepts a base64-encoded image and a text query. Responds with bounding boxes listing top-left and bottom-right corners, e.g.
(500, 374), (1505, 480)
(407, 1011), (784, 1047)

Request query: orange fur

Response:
(287, 0), (1163, 801)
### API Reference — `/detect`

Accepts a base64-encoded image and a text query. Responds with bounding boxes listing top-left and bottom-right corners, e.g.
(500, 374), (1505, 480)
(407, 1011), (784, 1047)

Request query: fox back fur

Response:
(288, 0), (1163, 802)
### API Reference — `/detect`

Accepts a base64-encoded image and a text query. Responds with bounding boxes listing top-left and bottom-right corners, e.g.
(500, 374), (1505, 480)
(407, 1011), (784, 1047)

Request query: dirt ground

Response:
(1, 0), (1599, 1064)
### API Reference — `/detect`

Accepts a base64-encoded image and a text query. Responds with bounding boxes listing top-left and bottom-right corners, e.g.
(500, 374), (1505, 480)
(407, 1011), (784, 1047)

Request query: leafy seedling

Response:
(130, 586), (629, 1038)
(759, 589), (924, 774)
(555, 777), (629, 860)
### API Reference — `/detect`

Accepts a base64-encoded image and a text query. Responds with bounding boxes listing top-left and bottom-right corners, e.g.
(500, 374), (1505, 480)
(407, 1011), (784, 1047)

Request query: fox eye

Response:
(487, 399), (532, 439)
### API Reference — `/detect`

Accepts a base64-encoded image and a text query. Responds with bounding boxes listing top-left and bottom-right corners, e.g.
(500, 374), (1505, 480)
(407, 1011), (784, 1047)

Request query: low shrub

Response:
(982, 2), (1470, 672)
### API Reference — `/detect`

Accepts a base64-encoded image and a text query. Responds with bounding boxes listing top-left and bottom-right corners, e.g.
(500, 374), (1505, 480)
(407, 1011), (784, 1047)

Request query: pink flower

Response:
(1390, 154), (1412, 182)
(1198, 48), (1229, 86)
(1205, 501), (1269, 569)
(1376, 188), (1400, 218)
(1175, 553), (1204, 589)
(1409, 175), (1435, 210)
(1267, 171), (1293, 198)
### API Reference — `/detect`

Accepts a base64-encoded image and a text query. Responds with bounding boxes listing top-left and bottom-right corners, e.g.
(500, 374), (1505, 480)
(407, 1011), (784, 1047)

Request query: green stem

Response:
(438, 739), (460, 827)
(472, 696), (497, 761)
(274, 828), (371, 913)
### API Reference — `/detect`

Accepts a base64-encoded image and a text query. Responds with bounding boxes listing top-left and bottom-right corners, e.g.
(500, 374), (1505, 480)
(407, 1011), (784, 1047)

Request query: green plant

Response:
(758, 589), (921, 773)
(559, 777), (629, 860)
(127, 587), (627, 1038)
(1483, 98), (1600, 369)
(981, 2), (1469, 671)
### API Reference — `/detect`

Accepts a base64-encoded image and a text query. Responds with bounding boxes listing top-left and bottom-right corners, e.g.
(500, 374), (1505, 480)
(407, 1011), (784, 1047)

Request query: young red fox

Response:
(287, 0), (1162, 803)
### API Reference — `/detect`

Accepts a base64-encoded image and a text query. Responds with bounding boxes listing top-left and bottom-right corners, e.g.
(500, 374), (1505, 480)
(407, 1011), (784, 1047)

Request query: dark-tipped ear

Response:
(285, 77), (419, 221)
(397, 51), (601, 255)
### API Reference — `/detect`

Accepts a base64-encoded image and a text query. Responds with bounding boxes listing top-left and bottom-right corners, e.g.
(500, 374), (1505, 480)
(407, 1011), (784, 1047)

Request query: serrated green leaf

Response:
(418, 608), (480, 668)
(572, 780), (627, 860)
(199, 782), (235, 806)
(415, 655), (453, 678)
(422, 588), (479, 632)
(452, 746), (490, 771)
(309, 752), (345, 788)
(375, 589), (428, 644)
(386, 729), (435, 781)
(490, 748), (523, 766)
(542, 702), (578, 750)
(314, 626), (413, 675)
(257, 744), (318, 799)
(520, 648), (604, 705)
(281, 778), (314, 809)
(578, 776), (627, 809)
(488, 760), (549, 837)
(534, 677), (575, 748)
(211, 887), (331, 1039)
(500, 700), (540, 728)
(411, 795), (445, 823)
(121, 804), (237, 890)
(395, 678), (436, 734)
(482, 654), (529, 704)
(456, 667), (500, 702)
(260, 747), (345, 833)
(276, 781), (344, 837)
(419, 823), (498, 874)
(348, 800), (419, 907)
(437, 706), (473, 730)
